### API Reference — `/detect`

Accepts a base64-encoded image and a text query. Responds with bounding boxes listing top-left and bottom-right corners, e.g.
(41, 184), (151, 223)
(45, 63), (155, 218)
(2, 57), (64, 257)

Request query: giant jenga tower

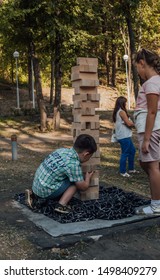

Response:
(71, 57), (100, 201)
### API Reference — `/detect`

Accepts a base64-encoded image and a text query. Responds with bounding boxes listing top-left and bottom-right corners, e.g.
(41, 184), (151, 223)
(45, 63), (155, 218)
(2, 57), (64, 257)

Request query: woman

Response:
(113, 96), (136, 177)
(134, 48), (160, 215)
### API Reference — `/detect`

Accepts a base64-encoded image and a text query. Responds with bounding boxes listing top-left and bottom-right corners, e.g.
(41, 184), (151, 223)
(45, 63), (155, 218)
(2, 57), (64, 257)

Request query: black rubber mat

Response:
(14, 186), (150, 224)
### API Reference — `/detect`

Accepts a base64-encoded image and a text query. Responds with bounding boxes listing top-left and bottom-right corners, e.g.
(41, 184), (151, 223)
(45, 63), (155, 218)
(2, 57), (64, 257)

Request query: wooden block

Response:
(79, 64), (98, 73)
(72, 79), (99, 88)
(81, 165), (98, 172)
(90, 122), (100, 129)
(72, 126), (100, 137)
(72, 92), (100, 102)
(73, 114), (99, 123)
(72, 94), (88, 102)
(71, 72), (98, 82)
(77, 57), (98, 66)
(72, 124), (100, 139)
(81, 122), (87, 130)
(72, 126), (99, 136)
(73, 100), (99, 109)
(72, 64), (98, 74)
(82, 157), (100, 165)
(90, 177), (99, 186)
(90, 171), (99, 186)
(72, 100), (81, 109)
(71, 122), (81, 130)
(94, 149), (100, 157)
(73, 107), (95, 116)
(73, 86), (98, 95)
(79, 186), (99, 201)
(71, 65), (79, 74)
(82, 100), (99, 108)
(72, 133), (99, 144)
(87, 93), (100, 101)
(80, 79), (99, 87)
(72, 121), (99, 130)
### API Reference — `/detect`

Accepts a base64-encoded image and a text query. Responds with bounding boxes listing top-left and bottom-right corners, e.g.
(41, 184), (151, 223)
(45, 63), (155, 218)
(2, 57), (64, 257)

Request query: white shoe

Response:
(120, 172), (131, 177)
(135, 205), (160, 216)
(128, 170), (140, 174)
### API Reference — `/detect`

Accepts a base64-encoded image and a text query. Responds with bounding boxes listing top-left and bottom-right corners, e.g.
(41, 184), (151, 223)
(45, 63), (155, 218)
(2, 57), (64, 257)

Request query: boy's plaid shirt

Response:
(32, 148), (84, 197)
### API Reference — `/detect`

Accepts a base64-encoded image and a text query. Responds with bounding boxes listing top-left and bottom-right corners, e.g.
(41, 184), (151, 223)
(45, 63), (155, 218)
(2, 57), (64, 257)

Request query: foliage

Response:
(0, 0), (159, 87)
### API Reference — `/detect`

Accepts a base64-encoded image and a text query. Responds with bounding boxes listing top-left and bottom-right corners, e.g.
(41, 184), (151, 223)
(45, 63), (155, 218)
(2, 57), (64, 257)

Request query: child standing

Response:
(113, 96), (136, 177)
(134, 48), (160, 215)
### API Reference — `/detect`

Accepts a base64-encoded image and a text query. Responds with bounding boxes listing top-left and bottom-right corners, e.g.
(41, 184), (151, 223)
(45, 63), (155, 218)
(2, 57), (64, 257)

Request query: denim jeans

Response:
(118, 137), (136, 174)
(46, 178), (71, 199)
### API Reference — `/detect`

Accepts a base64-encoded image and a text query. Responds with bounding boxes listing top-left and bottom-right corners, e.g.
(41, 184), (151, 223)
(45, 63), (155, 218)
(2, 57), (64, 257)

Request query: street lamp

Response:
(123, 54), (130, 110)
(13, 51), (20, 109)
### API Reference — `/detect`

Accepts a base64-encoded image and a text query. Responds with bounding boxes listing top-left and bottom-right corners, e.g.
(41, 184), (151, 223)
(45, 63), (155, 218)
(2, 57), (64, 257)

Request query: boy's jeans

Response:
(118, 137), (136, 174)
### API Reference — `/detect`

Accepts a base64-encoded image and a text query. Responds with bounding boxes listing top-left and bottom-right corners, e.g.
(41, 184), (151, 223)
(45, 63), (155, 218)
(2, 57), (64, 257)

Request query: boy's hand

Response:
(76, 171), (95, 191)
(85, 171), (94, 179)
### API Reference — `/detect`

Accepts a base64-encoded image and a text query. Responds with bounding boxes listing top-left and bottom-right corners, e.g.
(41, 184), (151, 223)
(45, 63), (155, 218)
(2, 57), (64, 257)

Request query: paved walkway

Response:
(12, 200), (160, 248)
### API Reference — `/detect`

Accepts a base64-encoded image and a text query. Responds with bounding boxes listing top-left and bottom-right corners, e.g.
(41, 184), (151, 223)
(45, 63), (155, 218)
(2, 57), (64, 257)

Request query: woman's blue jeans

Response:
(118, 137), (136, 174)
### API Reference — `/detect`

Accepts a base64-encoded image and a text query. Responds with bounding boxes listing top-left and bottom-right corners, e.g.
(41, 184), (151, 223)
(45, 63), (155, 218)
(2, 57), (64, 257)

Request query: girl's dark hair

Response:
(73, 134), (97, 154)
(134, 48), (160, 74)
(112, 96), (128, 123)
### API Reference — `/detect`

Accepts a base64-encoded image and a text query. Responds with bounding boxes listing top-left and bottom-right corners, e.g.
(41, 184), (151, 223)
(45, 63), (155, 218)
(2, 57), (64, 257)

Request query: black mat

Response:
(14, 186), (150, 224)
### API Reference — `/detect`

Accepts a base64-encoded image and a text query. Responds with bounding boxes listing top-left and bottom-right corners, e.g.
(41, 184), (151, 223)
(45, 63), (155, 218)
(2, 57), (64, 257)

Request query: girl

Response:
(112, 96), (136, 177)
(134, 48), (160, 215)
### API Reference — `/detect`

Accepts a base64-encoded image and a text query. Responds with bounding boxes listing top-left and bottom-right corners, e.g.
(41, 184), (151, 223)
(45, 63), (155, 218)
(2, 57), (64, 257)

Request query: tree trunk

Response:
(50, 57), (55, 105)
(125, 14), (139, 98)
(33, 56), (47, 131)
(105, 51), (110, 86)
(28, 55), (32, 101)
(53, 30), (62, 130)
(111, 42), (116, 87)
(53, 106), (60, 130)
(11, 59), (14, 83)
(39, 99), (47, 132)
(30, 42), (47, 131)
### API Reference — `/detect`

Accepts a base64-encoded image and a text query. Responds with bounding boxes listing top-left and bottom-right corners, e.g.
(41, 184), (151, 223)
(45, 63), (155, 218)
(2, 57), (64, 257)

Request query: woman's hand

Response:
(142, 139), (150, 153)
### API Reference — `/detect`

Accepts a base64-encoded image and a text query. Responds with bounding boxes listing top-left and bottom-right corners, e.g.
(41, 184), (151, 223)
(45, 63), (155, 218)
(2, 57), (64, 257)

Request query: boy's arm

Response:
(75, 171), (94, 191)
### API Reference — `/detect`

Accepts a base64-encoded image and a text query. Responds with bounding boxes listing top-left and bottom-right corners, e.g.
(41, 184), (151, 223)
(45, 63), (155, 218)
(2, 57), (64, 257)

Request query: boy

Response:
(26, 134), (97, 214)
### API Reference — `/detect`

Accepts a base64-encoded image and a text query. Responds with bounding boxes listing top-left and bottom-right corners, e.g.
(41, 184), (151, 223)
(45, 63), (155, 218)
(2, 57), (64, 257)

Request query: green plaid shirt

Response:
(32, 148), (84, 198)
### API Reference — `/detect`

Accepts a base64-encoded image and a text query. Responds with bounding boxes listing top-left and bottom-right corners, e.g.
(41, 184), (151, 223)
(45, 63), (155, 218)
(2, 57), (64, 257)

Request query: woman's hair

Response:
(134, 48), (160, 74)
(73, 134), (97, 154)
(112, 96), (128, 123)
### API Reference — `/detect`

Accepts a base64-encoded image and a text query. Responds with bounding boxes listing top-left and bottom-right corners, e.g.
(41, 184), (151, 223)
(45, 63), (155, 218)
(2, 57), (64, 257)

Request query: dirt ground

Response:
(0, 83), (160, 260)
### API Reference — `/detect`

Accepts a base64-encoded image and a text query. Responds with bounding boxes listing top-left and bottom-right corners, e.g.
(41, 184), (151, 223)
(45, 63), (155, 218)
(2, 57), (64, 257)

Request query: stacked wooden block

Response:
(71, 57), (100, 200)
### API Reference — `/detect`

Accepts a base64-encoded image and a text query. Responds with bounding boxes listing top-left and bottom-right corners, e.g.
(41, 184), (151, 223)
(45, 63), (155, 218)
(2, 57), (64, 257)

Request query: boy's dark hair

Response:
(73, 134), (97, 154)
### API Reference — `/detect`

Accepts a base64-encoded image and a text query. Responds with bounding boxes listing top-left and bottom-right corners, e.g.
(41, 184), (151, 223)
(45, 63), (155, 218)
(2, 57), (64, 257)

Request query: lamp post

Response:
(13, 51), (20, 109)
(123, 54), (130, 110)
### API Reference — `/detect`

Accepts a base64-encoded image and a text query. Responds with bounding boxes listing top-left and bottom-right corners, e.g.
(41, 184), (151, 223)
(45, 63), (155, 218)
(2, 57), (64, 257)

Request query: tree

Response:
(0, 0), (160, 120)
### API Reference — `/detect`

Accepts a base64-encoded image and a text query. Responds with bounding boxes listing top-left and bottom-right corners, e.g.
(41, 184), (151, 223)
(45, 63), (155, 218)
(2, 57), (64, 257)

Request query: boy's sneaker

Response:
(120, 172), (131, 177)
(25, 189), (34, 209)
(54, 203), (71, 214)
